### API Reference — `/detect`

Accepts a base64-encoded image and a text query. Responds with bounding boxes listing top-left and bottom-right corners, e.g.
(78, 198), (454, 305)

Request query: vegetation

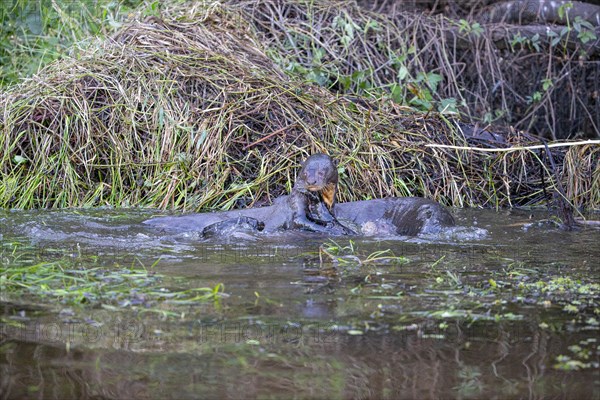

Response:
(315, 238), (600, 373)
(236, 0), (599, 139)
(0, 0), (147, 88)
(1, 3), (598, 395)
(319, 239), (409, 267)
(0, 246), (224, 317)
(0, 0), (598, 213)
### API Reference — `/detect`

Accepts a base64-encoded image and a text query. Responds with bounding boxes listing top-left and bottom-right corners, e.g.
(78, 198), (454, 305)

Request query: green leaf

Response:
(398, 65), (408, 81)
(542, 79), (553, 91)
(13, 155), (27, 164)
(364, 20), (379, 33)
(425, 73), (442, 92)
(438, 98), (458, 115)
(390, 83), (403, 104)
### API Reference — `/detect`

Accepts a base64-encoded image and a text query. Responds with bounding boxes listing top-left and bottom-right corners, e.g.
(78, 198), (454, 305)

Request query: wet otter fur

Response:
(202, 215), (265, 238)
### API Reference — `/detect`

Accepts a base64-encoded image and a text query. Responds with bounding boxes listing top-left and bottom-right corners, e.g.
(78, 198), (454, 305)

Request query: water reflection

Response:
(2, 320), (597, 399)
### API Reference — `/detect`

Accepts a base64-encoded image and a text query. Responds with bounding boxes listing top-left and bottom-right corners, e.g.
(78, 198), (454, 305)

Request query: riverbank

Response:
(1, 1), (598, 213)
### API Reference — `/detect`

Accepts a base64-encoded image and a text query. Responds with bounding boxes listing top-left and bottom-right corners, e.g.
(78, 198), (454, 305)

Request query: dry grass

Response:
(0, 1), (598, 213)
(227, 0), (599, 140)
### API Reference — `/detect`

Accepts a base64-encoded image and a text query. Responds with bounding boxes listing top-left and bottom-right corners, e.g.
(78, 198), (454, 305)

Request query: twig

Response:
(243, 123), (296, 150)
(575, 219), (600, 227)
(425, 140), (600, 152)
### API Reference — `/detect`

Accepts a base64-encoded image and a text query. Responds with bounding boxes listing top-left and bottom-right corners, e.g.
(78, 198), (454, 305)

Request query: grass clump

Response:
(319, 239), (409, 267)
(0, 1), (598, 212)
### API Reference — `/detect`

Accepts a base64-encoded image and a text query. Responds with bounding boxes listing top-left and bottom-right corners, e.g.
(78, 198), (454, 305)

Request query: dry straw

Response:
(0, 1), (598, 213)
(230, 0), (600, 140)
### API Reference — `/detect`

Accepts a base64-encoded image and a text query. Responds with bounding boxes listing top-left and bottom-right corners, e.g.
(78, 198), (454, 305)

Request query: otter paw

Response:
(327, 223), (356, 236)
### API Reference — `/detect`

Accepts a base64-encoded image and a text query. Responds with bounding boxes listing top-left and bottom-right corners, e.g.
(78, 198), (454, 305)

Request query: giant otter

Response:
(144, 154), (455, 236)
(285, 153), (355, 235)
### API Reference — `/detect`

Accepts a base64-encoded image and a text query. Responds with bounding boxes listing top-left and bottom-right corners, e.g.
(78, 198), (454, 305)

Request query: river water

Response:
(1, 208), (599, 399)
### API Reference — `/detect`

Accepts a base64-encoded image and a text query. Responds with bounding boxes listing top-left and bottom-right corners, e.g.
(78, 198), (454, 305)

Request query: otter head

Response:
(295, 153), (339, 210)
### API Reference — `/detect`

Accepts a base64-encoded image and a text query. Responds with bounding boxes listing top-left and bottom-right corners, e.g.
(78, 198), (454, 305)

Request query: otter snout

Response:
(304, 172), (325, 190)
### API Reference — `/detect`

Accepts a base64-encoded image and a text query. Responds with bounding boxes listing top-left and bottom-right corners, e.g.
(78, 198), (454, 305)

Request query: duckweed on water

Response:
(315, 240), (599, 336)
(554, 337), (600, 371)
(424, 270), (599, 326)
(0, 260), (224, 311)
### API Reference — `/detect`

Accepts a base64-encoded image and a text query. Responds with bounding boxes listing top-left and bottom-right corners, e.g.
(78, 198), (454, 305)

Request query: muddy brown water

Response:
(1, 208), (599, 399)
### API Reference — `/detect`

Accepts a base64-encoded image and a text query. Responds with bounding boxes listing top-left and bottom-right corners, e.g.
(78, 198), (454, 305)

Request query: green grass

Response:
(319, 239), (409, 267)
(0, 0), (148, 88)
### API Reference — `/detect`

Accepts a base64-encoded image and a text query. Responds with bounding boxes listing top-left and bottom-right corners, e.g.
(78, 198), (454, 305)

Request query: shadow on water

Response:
(1, 208), (599, 399)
